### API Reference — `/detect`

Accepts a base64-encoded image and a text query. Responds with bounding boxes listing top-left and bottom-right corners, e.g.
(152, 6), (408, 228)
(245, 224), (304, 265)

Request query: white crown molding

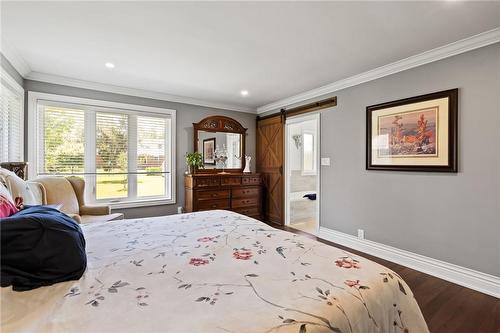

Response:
(318, 227), (500, 298)
(1, 67), (24, 95)
(0, 36), (31, 77)
(257, 27), (500, 114)
(25, 71), (257, 114)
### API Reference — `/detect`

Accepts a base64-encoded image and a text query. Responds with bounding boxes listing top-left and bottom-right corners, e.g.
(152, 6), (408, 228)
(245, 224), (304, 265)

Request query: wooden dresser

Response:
(184, 173), (263, 220)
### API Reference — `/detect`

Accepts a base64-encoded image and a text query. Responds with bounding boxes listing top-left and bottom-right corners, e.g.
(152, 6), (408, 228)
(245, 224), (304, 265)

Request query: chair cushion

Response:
(1, 206), (87, 291)
(0, 168), (38, 205)
(33, 177), (80, 216)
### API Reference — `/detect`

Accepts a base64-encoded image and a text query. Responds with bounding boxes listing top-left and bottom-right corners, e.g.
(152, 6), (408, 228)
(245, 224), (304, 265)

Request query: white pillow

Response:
(0, 168), (37, 205)
(0, 182), (15, 204)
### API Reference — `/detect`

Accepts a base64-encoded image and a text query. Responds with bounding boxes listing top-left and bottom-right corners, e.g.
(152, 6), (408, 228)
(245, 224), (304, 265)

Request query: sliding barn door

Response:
(257, 115), (284, 225)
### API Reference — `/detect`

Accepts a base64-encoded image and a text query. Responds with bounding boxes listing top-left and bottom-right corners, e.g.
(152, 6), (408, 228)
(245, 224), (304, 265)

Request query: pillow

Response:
(1, 206), (87, 291)
(0, 168), (37, 205)
(0, 195), (19, 218)
(0, 182), (14, 203)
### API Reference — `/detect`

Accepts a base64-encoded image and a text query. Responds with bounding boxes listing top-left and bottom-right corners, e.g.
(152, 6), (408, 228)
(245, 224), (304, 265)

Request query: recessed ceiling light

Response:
(105, 62), (115, 69)
(240, 90), (249, 96)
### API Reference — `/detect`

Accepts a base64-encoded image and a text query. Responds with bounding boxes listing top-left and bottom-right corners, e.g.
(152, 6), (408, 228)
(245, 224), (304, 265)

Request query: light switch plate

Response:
(321, 157), (331, 166)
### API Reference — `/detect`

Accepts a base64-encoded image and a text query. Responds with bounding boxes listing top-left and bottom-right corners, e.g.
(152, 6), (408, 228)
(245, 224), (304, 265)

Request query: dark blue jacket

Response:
(1, 206), (87, 291)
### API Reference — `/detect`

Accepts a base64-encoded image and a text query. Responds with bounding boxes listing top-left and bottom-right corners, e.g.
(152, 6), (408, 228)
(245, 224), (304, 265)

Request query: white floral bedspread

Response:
(1, 210), (428, 333)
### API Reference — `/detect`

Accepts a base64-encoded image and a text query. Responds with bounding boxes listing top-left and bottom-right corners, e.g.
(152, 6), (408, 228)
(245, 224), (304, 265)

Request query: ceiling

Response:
(1, 1), (500, 113)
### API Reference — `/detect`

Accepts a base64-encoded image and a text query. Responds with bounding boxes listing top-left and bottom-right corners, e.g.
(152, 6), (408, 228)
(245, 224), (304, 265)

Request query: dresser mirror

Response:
(193, 116), (247, 172)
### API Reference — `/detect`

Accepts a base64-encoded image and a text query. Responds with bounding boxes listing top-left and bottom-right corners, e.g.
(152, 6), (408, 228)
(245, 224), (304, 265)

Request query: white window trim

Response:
(1, 68), (25, 162)
(27, 91), (177, 208)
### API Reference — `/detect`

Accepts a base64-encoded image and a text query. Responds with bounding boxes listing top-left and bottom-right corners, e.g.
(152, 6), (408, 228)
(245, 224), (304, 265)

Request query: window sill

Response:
(106, 198), (176, 209)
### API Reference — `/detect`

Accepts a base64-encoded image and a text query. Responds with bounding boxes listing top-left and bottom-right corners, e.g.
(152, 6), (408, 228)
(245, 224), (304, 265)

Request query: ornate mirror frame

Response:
(193, 115), (247, 173)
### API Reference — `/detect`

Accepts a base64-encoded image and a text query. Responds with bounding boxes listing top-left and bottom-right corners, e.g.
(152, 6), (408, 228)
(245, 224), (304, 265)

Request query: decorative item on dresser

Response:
(184, 173), (263, 219)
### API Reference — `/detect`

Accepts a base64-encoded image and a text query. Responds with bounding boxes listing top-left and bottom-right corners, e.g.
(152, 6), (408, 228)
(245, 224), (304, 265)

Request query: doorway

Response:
(285, 113), (320, 235)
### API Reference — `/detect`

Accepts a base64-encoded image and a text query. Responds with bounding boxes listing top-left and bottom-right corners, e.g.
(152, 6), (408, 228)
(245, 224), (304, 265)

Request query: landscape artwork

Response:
(377, 107), (438, 157)
(366, 89), (458, 172)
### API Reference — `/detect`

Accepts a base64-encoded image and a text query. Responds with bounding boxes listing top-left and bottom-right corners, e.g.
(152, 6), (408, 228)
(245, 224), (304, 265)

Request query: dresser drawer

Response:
(233, 207), (260, 216)
(242, 176), (261, 185)
(232, 197), (260, 208)
(221, 177), (241, 186)
(195, 177), (220, 187)
(232, 187), (260, 198)
(197, 199), (230, 210)
(197, 190), (230, 200)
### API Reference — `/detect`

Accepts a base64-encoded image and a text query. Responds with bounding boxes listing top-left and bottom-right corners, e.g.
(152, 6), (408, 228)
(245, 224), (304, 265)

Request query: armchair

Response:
(33, 176), (124, 224)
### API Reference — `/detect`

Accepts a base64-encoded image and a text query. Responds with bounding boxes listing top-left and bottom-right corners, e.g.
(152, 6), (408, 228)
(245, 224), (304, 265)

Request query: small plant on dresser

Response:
(185, 152), (204, 174)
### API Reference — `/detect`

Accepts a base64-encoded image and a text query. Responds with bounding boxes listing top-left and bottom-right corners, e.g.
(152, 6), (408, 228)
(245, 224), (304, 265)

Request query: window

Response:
(28, 92), (176, 208)
(302, 132), (316, 175)
(0, 69), (24, 162)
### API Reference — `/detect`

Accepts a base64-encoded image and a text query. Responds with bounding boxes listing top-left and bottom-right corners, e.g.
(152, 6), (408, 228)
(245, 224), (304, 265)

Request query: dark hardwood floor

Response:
(275, 225), (500, 333)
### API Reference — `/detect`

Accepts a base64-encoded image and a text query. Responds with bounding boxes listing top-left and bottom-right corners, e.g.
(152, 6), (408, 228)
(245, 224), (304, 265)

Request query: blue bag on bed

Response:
(1, 206), (87, 291)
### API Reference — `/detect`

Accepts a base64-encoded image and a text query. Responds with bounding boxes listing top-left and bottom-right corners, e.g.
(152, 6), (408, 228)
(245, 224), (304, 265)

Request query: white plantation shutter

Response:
(137, 115), (166, 171)
(31, 94), (175, 206)
(37, 104), (85, 174)
(0, 71), (24, 162)
(137, 116), (169, 197)
(95, 112), (129, 200)
(96, 112), (128, 172)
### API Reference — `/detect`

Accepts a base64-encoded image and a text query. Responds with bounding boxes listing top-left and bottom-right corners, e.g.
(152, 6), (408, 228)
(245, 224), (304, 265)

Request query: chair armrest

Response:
(80, 205), (111, 216)
(67, 213), (82, 224)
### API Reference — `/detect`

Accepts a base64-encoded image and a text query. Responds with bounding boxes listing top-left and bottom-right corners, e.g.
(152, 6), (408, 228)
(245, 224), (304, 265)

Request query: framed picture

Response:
(366, 89), (458, 172)
(203, 138), (216, 165)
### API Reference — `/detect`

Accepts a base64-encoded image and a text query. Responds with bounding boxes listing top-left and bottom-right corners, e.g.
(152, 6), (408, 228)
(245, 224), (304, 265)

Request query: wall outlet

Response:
(321, 157), (331, 166)
(357, 229), (365, 239)
(177, 206), (183, 214)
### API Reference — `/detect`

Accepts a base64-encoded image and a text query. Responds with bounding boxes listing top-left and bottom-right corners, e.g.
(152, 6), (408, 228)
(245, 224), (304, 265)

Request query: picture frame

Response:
(203, 138), (216, 165)
(366, 89), (458, 172)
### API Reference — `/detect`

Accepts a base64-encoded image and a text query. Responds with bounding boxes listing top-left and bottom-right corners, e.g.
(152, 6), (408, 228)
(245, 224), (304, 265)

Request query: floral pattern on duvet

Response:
(2, 210), (428, 333)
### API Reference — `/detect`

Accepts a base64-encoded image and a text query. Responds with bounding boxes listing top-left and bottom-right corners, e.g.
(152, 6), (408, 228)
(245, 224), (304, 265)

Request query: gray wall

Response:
(23, 80), (256, 219)
(304, 44), (499, 276)
(1, 53), (24, 87)
(8, 44), (500, 276)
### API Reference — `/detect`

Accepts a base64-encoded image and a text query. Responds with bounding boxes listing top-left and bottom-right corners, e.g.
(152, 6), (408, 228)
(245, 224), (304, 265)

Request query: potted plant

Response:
(185, 152), (204, 174)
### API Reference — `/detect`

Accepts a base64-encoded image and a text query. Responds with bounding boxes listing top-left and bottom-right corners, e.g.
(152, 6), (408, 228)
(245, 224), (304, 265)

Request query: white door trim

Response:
(284, 113), (321, 235)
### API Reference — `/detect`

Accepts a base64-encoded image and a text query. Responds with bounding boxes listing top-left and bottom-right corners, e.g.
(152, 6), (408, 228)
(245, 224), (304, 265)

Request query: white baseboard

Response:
(318, 227), (500, 298)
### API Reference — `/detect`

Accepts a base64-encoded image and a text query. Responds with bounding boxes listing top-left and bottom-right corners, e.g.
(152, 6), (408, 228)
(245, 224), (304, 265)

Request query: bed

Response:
(1, 210), (428, 333)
